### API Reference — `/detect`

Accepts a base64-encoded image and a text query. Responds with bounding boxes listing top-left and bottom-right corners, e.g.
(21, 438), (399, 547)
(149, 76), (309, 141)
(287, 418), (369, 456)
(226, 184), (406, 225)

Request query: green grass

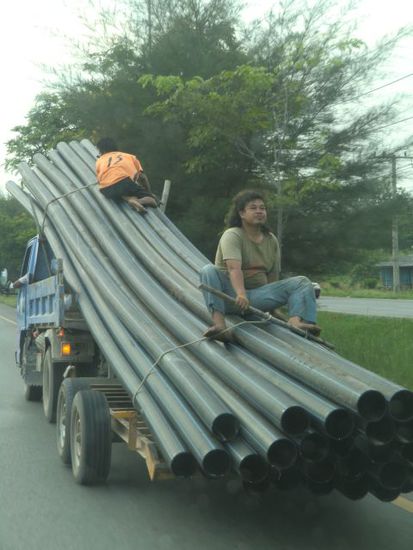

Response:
(316, 273), (413, 299)
(321, 287), (413, 299)
(0, 294), (17, 307)
(318, 312), (413, 390)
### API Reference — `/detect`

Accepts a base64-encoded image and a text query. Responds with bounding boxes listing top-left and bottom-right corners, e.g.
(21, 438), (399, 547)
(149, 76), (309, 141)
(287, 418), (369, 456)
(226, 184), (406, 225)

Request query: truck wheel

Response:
(56, 378), (91, 465)
(70, 390), (112, 485)
(24, 384), (42, 402)
(42, 349), (65, 423)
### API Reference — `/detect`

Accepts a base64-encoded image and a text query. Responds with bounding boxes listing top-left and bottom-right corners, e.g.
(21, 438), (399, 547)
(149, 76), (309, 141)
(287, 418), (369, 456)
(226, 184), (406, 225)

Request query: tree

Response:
(141, 0), (413, 269)
(4, 0), (413, 272)
(0, 194), (36, 279)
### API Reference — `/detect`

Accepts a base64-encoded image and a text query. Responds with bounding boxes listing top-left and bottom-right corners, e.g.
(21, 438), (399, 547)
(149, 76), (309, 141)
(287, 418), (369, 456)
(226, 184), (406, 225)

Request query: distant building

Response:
(377, 256), (413, 289)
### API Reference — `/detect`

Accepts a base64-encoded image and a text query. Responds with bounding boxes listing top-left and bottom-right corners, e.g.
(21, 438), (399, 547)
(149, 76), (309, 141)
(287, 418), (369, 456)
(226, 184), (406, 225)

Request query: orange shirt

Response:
(96, 151), (143, 189)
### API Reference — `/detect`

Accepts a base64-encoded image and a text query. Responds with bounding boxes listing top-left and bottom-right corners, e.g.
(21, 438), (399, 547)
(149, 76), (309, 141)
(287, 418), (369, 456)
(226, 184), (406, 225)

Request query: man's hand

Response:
(235, 293), (250, 312)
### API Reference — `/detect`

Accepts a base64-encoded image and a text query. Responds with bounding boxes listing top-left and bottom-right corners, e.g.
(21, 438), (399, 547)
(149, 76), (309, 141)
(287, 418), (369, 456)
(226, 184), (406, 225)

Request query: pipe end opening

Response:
(239, 455), (269, 484)
(301, 433), (329, 462)
(325, 409), (355, 440)
(305, 458), (336, 483)
(203, 449), (231, 477)
(212, 413), (240, 442)
(268, 439), (297, 469)
(357, 390), (386, 422)
(171, 452), (198, 477)
(379, 462), (407, 490)
(365, 417), (395, 445)
(389, 390), (413, 422)
(282, 406), (309, 436)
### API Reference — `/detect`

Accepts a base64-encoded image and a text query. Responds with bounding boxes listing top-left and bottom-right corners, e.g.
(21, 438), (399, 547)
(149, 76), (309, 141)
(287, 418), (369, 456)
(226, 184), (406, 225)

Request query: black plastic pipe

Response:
(229, 344), (354, 440)
(302, 457), (336, 483)
(30, 154), (310, 438)
(39, 143), (387, 426)
(335, 476), (369, 500)
(262, 324), (413, 423)
(369, 461), (408, 490)
(226, 439), (269, 483)
(7, 183), (197, 478)
(363, 416), (395, 445)
(11, 175), (231, 477)
(177, 347), (298, 470)
(20, 162), (240, 443)
(294, 430), (330, 462)
(395, 419), (413, 443)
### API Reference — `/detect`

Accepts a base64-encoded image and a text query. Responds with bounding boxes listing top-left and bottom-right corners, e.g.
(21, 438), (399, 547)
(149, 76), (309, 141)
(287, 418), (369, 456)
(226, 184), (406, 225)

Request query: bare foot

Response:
(203, 324), (233, 342)
(140, 196), (158, 208)
(288, 316), (321, 336)
(126, 198), (147, 214)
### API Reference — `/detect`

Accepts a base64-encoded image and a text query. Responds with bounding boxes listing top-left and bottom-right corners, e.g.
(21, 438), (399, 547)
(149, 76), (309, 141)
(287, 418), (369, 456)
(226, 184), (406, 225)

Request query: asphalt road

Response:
(318, 296), (413, 318)
(0, 302), (412, 550)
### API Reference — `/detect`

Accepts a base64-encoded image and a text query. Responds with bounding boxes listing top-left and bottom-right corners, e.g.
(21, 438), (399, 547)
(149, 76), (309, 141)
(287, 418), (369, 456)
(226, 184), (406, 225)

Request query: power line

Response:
(370, 115), (413, 132)
(355, 72), (413, 99)
(339, 72), (413, 105)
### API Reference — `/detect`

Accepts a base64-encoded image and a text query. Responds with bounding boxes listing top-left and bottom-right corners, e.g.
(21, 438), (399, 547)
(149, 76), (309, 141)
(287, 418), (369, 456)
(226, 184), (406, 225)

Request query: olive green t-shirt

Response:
(215, 227), (280, 289)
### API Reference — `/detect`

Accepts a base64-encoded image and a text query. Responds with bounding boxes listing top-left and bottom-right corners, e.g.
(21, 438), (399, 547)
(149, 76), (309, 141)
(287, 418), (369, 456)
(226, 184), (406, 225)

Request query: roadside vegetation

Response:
(319, 312), (413, 389)
(0, 295), (17, 307)
(318, 273), (413, 298)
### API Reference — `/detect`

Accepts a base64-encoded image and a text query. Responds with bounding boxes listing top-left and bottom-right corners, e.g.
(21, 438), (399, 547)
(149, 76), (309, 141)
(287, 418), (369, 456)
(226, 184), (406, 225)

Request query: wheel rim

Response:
(73, 409), (82, 471)
(57, 393), (67, 450)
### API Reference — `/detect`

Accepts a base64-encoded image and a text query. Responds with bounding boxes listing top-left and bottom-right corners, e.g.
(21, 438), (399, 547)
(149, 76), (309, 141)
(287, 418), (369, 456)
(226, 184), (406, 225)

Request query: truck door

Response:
(16, 237), (38, 365)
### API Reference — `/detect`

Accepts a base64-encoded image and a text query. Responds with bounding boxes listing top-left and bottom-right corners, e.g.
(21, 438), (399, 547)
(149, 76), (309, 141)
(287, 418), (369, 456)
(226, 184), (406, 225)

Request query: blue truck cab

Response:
(16, 235), (97, 419)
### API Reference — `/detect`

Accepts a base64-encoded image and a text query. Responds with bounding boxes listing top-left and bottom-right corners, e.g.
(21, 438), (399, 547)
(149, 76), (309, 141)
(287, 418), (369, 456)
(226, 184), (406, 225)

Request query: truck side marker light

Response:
(61, 343), (72, 356)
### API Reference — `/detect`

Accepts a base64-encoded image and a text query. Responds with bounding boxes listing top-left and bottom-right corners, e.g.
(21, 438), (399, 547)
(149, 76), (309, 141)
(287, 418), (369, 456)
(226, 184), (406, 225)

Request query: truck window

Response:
(20, 242), (34, 277)
(34, 240), (55, 282)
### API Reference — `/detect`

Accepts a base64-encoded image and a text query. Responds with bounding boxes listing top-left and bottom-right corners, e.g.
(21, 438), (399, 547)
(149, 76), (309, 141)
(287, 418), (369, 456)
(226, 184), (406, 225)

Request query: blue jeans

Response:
(199, 264), (317, 323)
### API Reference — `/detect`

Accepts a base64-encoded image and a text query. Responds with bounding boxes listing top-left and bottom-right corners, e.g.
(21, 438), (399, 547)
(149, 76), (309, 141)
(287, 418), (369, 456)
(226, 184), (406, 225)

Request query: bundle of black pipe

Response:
(23, 158), (312, 442)
(40, 142), (390, 426)
(6, 139), (413, 500)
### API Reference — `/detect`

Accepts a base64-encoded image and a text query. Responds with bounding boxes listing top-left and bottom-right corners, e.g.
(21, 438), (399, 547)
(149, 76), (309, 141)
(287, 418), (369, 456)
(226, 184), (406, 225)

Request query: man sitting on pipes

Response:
(96, 137), (157, 214)
(200, 189), (321, 342)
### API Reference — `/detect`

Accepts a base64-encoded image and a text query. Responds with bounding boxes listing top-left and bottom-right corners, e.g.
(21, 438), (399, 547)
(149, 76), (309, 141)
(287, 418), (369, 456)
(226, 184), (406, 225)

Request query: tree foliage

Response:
(0, 194), (36, 279)
(4, 0), (413, 273)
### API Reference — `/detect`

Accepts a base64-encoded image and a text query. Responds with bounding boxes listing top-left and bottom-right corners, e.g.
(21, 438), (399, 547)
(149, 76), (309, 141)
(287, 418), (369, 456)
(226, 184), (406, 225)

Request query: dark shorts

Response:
(100, 177), (154, 201)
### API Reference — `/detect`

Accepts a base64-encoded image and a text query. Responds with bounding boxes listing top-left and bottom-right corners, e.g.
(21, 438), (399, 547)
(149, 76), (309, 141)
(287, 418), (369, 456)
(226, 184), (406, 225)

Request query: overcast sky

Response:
(1, 0), (412, 192)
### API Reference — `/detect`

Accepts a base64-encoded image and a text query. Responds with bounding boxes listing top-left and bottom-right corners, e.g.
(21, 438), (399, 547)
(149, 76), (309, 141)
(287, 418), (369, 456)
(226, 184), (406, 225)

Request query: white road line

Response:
(0, 315), (16, 325)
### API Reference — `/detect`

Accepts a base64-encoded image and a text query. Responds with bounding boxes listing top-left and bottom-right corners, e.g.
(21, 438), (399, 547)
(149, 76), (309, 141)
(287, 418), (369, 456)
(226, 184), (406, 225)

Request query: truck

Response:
(16, 235), (173, 484)
(8, 139), (412, 501)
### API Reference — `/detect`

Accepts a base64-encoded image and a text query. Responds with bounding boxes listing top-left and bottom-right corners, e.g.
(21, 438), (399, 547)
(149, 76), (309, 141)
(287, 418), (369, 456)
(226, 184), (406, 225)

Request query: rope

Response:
(132, 317), (271, 401)
(40, 182), (98, 236)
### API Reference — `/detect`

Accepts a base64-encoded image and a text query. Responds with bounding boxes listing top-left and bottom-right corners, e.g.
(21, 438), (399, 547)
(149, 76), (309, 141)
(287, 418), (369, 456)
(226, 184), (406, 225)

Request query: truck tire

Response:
(56, 378), (91, 465)
(42, 349), (65, 423)
(70, 390), (112, 485)
(24, 384), (42, 402)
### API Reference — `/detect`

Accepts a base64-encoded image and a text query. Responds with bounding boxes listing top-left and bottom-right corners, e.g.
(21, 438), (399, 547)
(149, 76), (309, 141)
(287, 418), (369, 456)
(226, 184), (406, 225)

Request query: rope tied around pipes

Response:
(39, 182), (98, 236)
(132, 317), (271, 402)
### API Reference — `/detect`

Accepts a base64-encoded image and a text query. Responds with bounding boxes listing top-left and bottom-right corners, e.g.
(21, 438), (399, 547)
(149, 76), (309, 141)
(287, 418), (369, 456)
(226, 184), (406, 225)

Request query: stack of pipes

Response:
(7, 139), (413, 501)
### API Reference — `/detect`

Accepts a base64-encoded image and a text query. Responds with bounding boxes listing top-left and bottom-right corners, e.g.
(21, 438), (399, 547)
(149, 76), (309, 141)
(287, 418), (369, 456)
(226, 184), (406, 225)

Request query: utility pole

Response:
(378, 152), (413, 292)
(391, 154), (400, 292)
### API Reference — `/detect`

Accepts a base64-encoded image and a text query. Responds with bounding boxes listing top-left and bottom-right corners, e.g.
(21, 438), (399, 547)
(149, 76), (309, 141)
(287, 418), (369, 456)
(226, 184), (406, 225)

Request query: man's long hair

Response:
(225, 190), (271, 233)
